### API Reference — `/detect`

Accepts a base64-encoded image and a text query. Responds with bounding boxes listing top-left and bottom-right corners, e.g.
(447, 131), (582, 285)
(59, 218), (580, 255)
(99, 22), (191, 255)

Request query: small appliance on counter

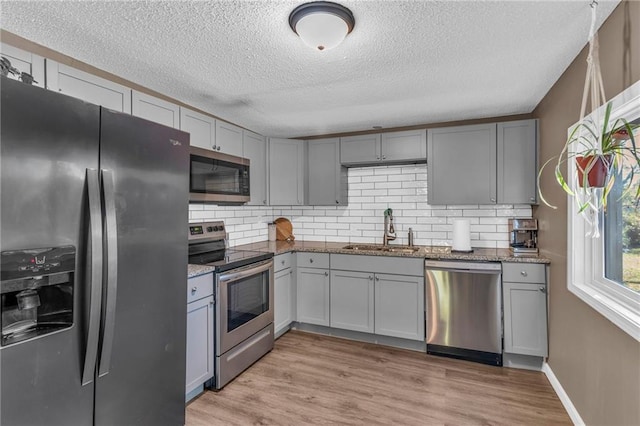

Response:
(509, 218), (538, 254)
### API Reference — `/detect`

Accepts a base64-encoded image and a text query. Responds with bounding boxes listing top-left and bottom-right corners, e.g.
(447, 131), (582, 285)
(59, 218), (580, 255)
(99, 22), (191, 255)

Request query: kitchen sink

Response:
(342, 244), (421, 253)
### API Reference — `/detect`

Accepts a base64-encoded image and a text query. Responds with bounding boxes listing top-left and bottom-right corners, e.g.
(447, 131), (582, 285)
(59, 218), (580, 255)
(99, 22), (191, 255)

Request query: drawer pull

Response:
(369, 276), (373, 281)
(324, 272), (328, 277)
(539, 286), (546, 293)
(309, 258), (314, 263)
(281, 260), (285, 265)
(191, 287), (197, 294)
(520, 271), (528, 277)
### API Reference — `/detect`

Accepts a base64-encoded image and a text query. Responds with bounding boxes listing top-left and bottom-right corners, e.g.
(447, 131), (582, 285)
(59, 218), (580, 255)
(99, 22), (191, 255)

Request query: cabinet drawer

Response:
(297, 252), (330, 269)
(502, 263), (546, 284)
(274, 253), (292, 272)
(331, 254), (424, 276)
(187, 273), (214, 303)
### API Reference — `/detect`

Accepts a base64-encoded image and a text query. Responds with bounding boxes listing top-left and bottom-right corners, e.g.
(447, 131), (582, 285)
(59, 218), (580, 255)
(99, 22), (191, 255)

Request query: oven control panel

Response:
(189, 220), (227, 241)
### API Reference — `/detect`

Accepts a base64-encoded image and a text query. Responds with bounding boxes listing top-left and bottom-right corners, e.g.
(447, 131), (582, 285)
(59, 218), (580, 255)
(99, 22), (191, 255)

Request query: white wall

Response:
(189, 164), (532, 247)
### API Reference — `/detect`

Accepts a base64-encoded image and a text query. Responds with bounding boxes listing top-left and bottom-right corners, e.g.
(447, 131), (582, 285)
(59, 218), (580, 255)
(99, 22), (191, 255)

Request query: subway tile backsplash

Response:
(189, 164), (532, 248)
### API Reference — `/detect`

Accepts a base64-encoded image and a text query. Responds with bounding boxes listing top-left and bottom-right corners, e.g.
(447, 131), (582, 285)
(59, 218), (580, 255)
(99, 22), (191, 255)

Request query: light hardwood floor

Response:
(186, 331), (571, 425)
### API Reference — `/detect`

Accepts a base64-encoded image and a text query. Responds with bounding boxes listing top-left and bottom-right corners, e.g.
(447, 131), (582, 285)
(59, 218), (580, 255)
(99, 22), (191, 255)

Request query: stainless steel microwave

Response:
(190, 146), (250, 204)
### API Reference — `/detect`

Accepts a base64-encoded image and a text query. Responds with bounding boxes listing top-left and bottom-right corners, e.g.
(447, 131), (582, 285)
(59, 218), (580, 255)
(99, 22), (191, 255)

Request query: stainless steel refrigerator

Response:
(0, 77), (189, 425)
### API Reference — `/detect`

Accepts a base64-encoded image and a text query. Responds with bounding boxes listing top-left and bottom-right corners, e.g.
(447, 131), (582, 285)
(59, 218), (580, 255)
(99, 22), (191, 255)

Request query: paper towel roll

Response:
(452, 219), (471, 251)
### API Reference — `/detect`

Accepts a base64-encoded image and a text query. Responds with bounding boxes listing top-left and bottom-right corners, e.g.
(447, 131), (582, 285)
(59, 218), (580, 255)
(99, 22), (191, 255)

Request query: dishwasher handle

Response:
(425, 260), (502, 273)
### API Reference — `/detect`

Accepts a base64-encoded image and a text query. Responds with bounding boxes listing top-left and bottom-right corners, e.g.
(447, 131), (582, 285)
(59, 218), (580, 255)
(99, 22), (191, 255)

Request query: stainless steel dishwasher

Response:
(425, 260), (502, 366)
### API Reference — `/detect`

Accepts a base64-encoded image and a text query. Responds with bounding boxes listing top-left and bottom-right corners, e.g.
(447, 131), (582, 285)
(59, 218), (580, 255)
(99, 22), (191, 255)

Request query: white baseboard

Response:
(542, 362), (585, 426)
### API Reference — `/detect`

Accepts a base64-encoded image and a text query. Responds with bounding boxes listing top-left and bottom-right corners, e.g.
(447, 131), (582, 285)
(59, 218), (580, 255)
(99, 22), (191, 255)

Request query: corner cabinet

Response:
(307, 138), (347, 206)
(427, 120), (538, 205)
(340, 130), (426, 166)
(45, 61), (131, 113)
(502, 263), (548, 357)
(180, 108), (216, 150)
(243, 130), (268, 206)
(268, 138), (305, 205)
(132, 91), (180, 128)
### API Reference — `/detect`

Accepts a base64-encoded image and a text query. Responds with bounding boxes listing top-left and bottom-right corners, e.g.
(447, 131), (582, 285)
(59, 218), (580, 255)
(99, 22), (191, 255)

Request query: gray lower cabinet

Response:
(330, 270), (374, 333)
(268, 138), (305, 205)
(296, 267), (330, 326)
(375, 273), (424, 341)
(185, 274), (214, 397)
(307, 138), (347, 206)
(274, 267), (294, 337)
(502, 263), (548, 357)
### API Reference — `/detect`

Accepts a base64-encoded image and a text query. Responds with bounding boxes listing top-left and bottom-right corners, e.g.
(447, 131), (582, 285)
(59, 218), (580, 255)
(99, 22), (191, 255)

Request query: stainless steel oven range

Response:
(188, 221), (274, 390)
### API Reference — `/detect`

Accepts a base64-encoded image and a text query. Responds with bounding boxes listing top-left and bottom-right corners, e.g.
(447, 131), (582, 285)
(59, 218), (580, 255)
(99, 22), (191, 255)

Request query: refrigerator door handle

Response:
(98, 169), (118, 377)
(82, 169), (103, 386)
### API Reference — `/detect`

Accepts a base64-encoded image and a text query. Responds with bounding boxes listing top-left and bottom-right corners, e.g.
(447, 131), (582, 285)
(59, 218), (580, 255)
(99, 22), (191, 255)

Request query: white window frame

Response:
(567, 80), (640, 342)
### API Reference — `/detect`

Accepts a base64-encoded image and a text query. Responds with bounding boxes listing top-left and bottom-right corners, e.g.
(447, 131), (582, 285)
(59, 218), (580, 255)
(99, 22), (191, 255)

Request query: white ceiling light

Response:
(289, 2), (355, 51)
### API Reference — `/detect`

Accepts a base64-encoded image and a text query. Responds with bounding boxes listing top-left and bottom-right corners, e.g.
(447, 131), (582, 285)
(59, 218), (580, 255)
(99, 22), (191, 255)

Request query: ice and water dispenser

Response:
(1, 246), (75, 346)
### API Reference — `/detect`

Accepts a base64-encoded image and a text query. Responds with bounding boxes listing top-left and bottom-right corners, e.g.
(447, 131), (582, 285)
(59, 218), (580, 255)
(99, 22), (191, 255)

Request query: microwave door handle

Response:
(218, 259), (273, 284)
(98, 169), (118, 377)
(82, 169), (103, 386)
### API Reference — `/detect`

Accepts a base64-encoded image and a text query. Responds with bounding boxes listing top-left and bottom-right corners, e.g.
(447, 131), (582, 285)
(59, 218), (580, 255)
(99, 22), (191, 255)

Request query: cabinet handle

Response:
(382, 156), (386, 160)
(336, 200), (339, 204)
(217, 146), (221, 151)
(210, 301), (214, 306)
(539, 286), (546, 293)
(212, 144), (217, 149)
(375, 276), (379, 281)
(369, 276), (373, 281)
(490, 197), (496, 202)
(309, 259), (314, 263)
(281, 260), (285, 265)
(376, 156), (380, 160)
(520, 271), (528, 277)
(191, 287), (197, 294)
(530, 197), (536, 202)
(290, 270), (293, 275)
(324, 272), (329, 277)
(263, 200), (267, 205)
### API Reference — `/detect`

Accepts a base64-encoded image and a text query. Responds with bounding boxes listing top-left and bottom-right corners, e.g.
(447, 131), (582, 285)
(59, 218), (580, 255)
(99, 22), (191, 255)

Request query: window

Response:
(568, 82), (640, 342)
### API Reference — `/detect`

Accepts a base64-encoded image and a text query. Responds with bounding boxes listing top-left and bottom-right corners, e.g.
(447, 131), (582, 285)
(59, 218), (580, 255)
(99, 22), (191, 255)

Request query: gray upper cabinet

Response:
(132, 91), (180, 128)
(497, 120), (538, 204)
(307, 138), (347, 206)
(180, 108), (216, 150)
(268, 138), (305, 205)
(340, 134), (381, 165)
(1, 43), (45, 88)
(215, 121), (243, 157)
(381, 129), (427, 163)
(428, 123), (497, 204)
(243, 130), (268, 206)
(340, 130), (427, 166)
(46, 61), (131, 113)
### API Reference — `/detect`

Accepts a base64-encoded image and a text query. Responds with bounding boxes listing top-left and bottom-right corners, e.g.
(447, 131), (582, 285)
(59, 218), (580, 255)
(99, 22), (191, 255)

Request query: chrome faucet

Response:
(383, 208), (396, 246)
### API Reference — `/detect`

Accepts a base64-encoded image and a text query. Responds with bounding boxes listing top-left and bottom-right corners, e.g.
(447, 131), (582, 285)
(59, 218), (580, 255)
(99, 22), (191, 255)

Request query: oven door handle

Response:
(218, 259), (273, 284)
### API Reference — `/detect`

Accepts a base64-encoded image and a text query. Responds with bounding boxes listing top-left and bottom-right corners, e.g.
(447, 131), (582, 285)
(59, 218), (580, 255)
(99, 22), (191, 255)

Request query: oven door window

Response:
(226, 270), (269, 332)
(190, 155), (248, 195)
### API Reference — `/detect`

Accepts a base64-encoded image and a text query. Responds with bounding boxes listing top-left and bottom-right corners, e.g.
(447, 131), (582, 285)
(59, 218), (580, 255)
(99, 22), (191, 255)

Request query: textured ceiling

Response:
(1, 0), (620, 138)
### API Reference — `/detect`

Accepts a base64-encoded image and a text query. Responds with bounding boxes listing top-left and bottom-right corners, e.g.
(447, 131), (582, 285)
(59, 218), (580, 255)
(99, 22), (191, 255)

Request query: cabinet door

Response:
(375, 274), (424, 341)
(308, 138), (346, 206)
(296, 267), (330, 326)
(427, 124), (497, 204)
(215, 121), (243, 157)
(185, 296), (214, 394)
(268, 138), (305, 205)
(330, 270), (374, 333)
(381, 129), (427, 163)
(132, 91), (180, 128)
(180, 108), (215, 150)
(340, 134), (381, 165)
(243, 130), (268, 206)
(274, 268), (293, 337)
(1, 43), (45, 88)
(503, 282), (548, 357)
(497, 120), (538, 204)
(45, 61), (131, 113)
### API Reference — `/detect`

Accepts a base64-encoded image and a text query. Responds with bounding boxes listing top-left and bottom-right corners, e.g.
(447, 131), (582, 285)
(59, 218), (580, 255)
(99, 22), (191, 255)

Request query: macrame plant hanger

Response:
(575, 0), (607, 238)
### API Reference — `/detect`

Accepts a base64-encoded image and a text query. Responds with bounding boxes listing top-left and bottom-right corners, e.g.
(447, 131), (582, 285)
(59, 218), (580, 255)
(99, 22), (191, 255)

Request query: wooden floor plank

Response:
(186, 330), (571, 425)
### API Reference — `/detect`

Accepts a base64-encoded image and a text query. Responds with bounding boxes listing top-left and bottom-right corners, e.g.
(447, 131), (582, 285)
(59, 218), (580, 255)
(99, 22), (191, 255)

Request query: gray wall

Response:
(533, 2), (640, 425)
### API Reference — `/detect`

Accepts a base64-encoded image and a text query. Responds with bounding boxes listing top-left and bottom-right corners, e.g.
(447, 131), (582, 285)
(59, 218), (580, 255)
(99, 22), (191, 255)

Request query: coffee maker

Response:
(508, 218), (538, 254)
